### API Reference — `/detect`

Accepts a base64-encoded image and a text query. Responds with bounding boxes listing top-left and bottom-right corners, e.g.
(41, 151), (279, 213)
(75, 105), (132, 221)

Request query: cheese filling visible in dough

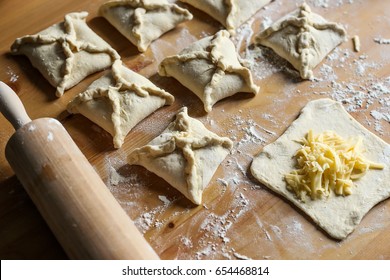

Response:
(285, 130), (384, 201)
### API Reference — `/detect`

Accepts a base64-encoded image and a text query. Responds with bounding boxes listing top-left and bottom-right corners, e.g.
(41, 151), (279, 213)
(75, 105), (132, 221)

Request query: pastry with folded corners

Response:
(180, 0), (271, 34)
(159, 30), (259, 113)
(99, 0), (193, 52)
(67, 60), (174, 148)
(255, 4), (347, 79)
(128, 107), (233, 205)
(11, 12), (120, 97)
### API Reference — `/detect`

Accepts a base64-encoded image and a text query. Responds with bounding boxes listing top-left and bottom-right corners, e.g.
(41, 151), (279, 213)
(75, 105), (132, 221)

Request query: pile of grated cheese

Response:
(285, 130), (384, 201)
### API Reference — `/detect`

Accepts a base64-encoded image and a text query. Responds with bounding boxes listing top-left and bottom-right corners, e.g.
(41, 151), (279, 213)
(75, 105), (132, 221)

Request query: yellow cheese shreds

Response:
(285, 130), (384, 201)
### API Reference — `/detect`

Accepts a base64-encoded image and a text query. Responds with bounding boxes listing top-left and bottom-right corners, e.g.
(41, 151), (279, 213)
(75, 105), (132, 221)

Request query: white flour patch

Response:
(6, 66), (19, 83)
(180, 236), (193, 248)
(374, 37), (390, 45)
(242, 45), (295, 81)
(233, 252), (252, 260)
(158, 195), (171, 206)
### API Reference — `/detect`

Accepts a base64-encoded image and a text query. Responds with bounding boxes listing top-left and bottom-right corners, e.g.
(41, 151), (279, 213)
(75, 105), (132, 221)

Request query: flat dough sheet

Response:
(251, 98), (390, 239)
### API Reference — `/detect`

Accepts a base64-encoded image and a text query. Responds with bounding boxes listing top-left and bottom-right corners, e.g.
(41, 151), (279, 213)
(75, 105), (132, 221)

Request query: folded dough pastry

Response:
(251, 98), (390, 239)
(11, 12), (120, 97)
(180, 0), (271, 34)
(159, 30), (259, 113)
(255, 4), (347, 79)
(128, 107), (233, 205)
(67, 60), (174, 148)
(99, 0), (193, 52)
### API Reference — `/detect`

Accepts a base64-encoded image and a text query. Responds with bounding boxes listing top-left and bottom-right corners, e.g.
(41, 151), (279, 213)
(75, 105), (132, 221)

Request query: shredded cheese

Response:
(285, 130), (384, 201)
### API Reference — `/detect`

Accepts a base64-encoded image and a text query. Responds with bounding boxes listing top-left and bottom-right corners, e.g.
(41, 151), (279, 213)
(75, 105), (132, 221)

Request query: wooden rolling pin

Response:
(0, 81), (159, 260)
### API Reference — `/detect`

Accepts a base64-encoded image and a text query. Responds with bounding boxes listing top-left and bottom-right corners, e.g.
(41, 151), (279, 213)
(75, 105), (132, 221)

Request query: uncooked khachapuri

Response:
(67, 60), (174, 148)
(100, 0), (193, 52)
(255, 4), (347, 79)
(159, 30), (259, 113)
(180, 0), (271, 34)
(11, 12), (120, 97)
(128, 107), (233, 205)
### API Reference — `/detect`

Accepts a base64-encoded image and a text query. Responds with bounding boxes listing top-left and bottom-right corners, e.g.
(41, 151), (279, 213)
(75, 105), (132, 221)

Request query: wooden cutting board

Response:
(0, 0), (389, 259)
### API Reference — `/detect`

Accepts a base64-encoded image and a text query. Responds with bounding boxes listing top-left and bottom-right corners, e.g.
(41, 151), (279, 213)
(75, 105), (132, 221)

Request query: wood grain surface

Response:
(0, 0), (389, 260)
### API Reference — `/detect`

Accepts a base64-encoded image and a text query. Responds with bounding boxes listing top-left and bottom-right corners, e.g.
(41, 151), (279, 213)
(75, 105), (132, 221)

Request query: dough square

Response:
(67, 60), (174, 148)
(251, 99), (390, 239)
(180, 0), (271, 34)
(99, 0), (193, 52)
(255, 4), (347, 79)
(11, 12), (120, 97)
(159, 30), (259, 113)
(128, 107), (233, 205)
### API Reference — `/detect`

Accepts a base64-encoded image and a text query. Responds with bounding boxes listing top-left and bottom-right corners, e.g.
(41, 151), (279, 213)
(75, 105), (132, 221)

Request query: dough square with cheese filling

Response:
(159, 30), (259, 113)
(128, 107), (233, 205)
(180, 0), (271, 34)
(67, 60), (174, 148)
(99, 0), (193, 52)
(250, 98), (390, 239)
(255, 4), (347, 80)
(11, 12), (120, 97)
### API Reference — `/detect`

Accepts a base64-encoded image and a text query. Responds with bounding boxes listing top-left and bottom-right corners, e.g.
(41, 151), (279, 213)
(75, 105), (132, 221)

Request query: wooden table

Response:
(0, 0), (389, 259)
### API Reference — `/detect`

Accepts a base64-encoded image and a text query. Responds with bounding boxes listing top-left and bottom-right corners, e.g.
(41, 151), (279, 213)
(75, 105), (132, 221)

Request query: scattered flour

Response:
(6, 66), (19, 83)
(261, 16), (273, 30)
(233, 252), (252, 260)
(180, 236), (193, 248)
(308, 0), (354, 8)
(374, 37), (390, 45)
(309, 0), (329, 8)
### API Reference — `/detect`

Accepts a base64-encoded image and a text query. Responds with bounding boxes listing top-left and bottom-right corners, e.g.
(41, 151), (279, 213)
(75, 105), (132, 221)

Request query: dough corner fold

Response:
(250, 98), (390, 240)
(158, 29), (260, 113)
(67, 60), (174, 149)
(127, 106), (233, 205)
(179, 0), (271, 34)
(10, 11), (120, 97)
(99, 0), (193, 52)
(255, 3), (347, 80)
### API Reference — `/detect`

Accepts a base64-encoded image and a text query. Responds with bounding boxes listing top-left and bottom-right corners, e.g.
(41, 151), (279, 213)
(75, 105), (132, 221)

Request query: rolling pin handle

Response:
(0, 81), (32, 130)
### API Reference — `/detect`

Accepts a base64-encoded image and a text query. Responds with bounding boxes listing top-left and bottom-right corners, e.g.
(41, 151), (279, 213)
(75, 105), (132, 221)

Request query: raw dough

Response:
(128, 107), (233, 205)
(99, 0), (193, 52)
(255, 4), (347, 79)
(250, 98), (390, 239)
(67, 60), (174, 148)
(285, 130), (384, 201)
(180, 0), (271, 34)
(158, 30), (259, 113)
(11, 12), (120, 97)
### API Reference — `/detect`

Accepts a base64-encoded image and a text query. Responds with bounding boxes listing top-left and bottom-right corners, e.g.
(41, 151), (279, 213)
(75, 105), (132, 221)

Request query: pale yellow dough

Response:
(99, 0), (193, 52)
(180, 0), (271, 34)
(250, 99), (390, 239)
(128, 107), (233, 205)
(159, 30), (259, 113)
(255, 4), (347, 79)
(67, 60), (174, 148)
(11, 12), (120, 97)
